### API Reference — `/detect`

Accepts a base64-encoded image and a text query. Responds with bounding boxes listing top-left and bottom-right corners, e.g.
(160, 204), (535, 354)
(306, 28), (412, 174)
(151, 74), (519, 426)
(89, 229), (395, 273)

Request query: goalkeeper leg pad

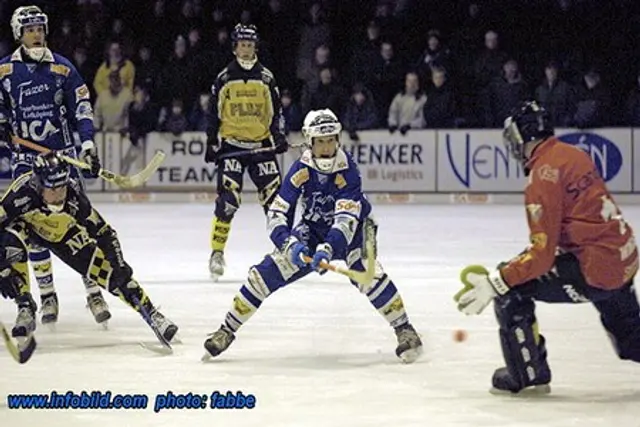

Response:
(491, 294), (551, 394)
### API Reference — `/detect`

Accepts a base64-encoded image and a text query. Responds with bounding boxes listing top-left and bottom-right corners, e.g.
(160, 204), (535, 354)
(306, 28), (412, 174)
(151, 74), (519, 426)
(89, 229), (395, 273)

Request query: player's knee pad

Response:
(261, 249), (308, 293)
(0, 230), (30, 294)
(494, 294), (551, 388)
(214, 187), (241, 221)
(87, 248), (132, 293)
(258, 175), (281, 209)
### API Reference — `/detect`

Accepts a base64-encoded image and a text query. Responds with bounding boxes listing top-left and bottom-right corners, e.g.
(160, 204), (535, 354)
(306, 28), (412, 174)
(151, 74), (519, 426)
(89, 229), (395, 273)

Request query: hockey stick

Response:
(127, 292), (173, 355)
(216, 146), (278, 161)
(11, 135), (165, 189)
(302, 222), (377, 287)
(0, 321), (36, 364)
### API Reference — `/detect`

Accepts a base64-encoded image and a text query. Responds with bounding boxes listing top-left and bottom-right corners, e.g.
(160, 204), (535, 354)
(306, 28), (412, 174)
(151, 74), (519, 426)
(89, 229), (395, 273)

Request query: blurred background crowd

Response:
(1, 0), (639, 143)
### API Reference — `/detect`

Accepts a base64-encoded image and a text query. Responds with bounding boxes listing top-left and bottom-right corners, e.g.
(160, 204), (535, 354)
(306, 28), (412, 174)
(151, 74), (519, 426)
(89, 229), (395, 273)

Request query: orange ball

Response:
(453, 329), (468, 342)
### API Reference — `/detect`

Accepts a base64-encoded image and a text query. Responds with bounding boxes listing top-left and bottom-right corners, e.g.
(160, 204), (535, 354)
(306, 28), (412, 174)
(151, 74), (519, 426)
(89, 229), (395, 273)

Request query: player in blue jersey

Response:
(203, 109), (423, 363)
(0, 6), (110, 328)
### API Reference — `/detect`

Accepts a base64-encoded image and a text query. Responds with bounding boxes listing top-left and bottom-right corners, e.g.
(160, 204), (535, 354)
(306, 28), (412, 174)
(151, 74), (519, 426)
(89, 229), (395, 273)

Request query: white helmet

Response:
(302, 109), (342, 172)
(11, 6), (49, 60)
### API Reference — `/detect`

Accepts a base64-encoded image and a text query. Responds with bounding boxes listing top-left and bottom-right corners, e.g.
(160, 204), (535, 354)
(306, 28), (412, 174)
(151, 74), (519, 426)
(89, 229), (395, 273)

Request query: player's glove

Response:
(273, 134), (289, 154)
(0, 267), (21, 300)
(453, 265), (510, 315)
(204, 138), (222, 163)
(80, 140), (101, 178)
(282, 236), (309, 268)
(311, 243), (333, 275)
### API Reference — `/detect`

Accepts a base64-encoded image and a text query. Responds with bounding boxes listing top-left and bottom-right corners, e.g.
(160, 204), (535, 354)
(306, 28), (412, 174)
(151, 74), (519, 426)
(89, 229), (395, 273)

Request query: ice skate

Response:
(209, 250), (226, 281)
(490, 367), (551, 395)
(40, 293), (59, 326)
(149, 309), (178, 342)
(202, 325), (235, 360)
(86, 292), (111, 328)
(394, 323), (423, 363)
(12, 295), (36, 338)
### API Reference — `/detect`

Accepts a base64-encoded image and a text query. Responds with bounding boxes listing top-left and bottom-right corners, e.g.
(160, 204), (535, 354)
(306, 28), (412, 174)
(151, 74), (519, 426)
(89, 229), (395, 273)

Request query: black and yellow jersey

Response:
(0, 173), (110, 247)
(206, 60), (285, 150)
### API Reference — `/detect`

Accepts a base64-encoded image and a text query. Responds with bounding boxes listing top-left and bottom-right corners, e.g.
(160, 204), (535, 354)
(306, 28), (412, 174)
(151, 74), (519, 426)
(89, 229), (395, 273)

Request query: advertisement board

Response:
(436, 128), (633, 193)
(143, 132), (263, 191)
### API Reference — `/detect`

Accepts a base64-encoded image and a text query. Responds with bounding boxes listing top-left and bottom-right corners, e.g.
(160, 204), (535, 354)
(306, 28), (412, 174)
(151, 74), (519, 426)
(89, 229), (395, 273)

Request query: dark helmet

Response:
(231, 23), (258, 45)
(503, 101), (554, 164)
(33, 152), (70, 188)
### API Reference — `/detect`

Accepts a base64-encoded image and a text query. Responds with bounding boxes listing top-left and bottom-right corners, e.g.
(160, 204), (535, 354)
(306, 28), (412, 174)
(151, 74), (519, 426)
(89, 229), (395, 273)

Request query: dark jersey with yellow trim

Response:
(206, 60), (285, 149)
(0, 173), (110, 249)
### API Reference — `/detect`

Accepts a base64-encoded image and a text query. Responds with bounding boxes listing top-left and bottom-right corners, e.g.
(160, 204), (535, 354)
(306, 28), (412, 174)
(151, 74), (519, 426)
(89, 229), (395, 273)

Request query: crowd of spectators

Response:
(1, 0), (640, 143)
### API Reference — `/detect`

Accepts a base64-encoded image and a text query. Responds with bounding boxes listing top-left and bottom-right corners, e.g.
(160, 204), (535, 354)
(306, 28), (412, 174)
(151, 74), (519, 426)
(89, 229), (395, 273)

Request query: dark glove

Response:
(399, 124), (411, 135)
(388, 125), (398, 134)
(80, 141), (101, 177)
(0, 266), (21, 300)
(348, 130), (360, 142)
(204, 138), (222, 163)
(274, 134), (289, 154)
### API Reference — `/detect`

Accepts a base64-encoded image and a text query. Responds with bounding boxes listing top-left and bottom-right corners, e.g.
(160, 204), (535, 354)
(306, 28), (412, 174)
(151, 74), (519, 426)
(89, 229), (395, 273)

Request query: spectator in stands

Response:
(349, 20), (383, 86)
(94, 71), (133, 134)
(474, 31), (509, 89)
(50, 18), (77, 59)
(128, 86), (158, 146)
(133, 46), (159, 96)
(93, 42), (136, 96)
(280, 89), (302, 134)
(108, 18), (135, 57)
(415, 29), (451, 82)
(625, 70), (640, 126)
(160, 99), (189, 135)
(72, 46), (97, 100)
(344, 83), (379, 141)
(388, 71), (427, 134)
(572, 69), (611, 128)
(535, 61), (574, 126)
(188, 93), (210, 132)
(301, 66), (348, 117)
(371, 40), (405, 125)
(157, 35), (194, 110)
(298, 44), (333, 87)
(482, 59), (529, 127)
(423, 65), (456, 128)
(297, 2), (331, 83)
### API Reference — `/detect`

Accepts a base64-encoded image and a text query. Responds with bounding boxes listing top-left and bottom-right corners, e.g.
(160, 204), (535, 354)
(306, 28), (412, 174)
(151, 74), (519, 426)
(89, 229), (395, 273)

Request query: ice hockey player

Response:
(203, 109), (423, 362)
(204, 23), (288, 281)
(0, 5), (109, 326)
(454, 101), (640, 394)
(0, 152), (178, 344)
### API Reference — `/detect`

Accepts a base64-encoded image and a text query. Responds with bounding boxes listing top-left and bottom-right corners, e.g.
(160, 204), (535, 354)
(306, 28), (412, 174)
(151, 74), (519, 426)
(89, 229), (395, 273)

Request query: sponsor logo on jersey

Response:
(537, 164), (559, 184)
(49, 64), (70, 77)
(334, 173), (347, 189)
(530, 232), (548, 249)
(75, 84), (90, 100)
(335, 199), (361, 216)
(0, 64), (13, 79)
(526, 203), (543, 223)
(290, 167), (309, 188)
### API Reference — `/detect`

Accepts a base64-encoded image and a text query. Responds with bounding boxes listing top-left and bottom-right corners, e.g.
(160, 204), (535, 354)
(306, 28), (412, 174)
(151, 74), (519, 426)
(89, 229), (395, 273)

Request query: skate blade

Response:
(99, 321), (109, 331)
(490, 384), (551, 396)
(139, 341), (173, 355)
(43, 323), (56, 332)
(399, 346), (423, 364)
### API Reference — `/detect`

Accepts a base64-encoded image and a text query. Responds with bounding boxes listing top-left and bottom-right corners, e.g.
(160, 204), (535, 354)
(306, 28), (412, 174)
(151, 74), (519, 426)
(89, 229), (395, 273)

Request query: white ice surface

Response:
(1, 203), (640, 427)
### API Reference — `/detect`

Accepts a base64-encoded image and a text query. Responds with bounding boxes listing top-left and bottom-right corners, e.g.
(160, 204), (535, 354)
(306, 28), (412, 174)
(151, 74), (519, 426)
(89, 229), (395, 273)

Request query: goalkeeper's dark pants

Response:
(495, 252), (640, 384)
